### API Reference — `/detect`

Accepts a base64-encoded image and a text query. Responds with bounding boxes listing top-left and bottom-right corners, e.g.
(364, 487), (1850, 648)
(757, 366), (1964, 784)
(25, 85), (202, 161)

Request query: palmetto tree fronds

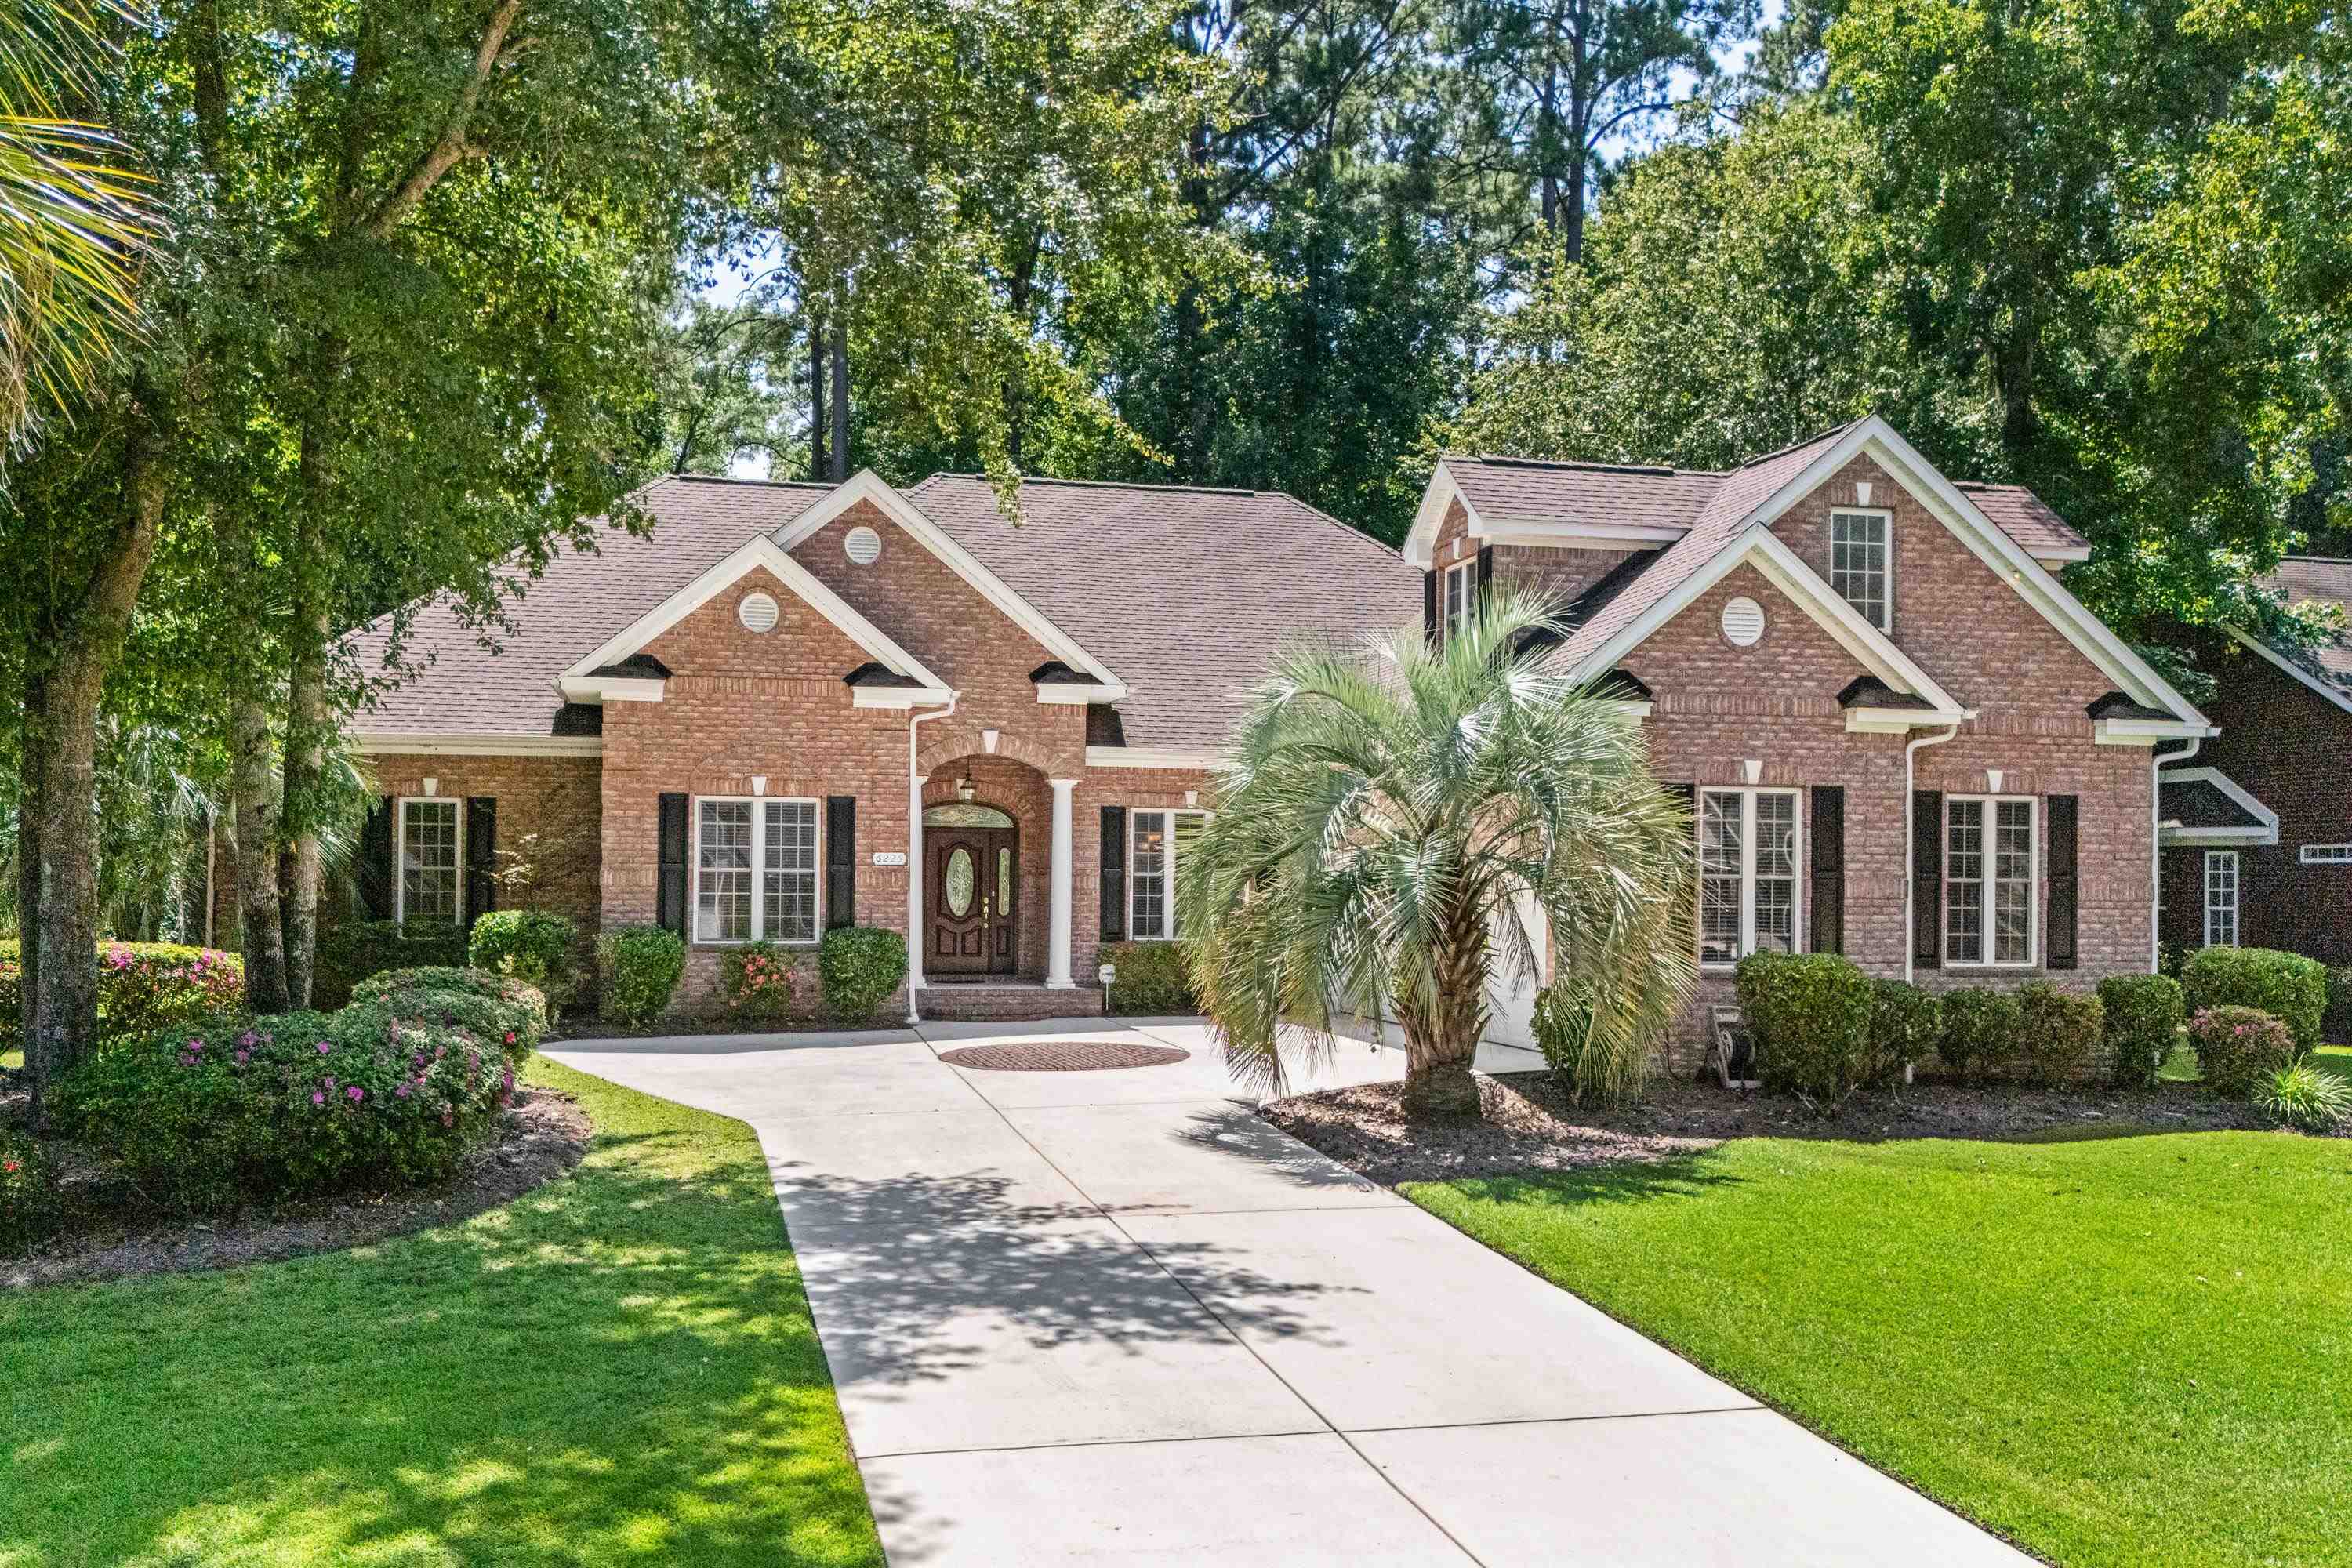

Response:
(0, 0), (155, 445)
(1177, 586), (1698, 1120)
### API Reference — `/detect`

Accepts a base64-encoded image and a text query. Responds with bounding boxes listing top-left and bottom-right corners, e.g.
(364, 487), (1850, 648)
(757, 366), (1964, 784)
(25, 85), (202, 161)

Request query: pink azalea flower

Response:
(312, 1091), (325, 1105)
(347, 1085), (365, 1102)
(316, 1041), (331, 1054)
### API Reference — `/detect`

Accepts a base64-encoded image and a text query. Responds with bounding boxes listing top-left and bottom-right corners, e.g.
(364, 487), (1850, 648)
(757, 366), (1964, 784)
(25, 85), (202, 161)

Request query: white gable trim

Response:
(1403, 460), (1476, 568)
(560, 533), (946, 697)
(2225, 624), (2352, 717)
(773, 470), (1127, 695)
(1744, 417), (2208, 726)
(2158, 764), (2280, 847)
(1571, 527), (1968, 720)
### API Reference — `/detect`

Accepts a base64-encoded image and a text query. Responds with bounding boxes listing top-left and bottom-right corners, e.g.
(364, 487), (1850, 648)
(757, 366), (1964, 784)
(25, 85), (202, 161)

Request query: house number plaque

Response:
(870, 851), (908, 867)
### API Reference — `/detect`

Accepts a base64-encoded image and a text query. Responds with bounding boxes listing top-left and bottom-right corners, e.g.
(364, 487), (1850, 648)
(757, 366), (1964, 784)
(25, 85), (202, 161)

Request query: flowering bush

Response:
(348, 967), (546, 1071)
(0, 942), (245, 1049)
(2187, 1005), (2298, 1099)
(2, 1129), (62, 1255)
(2180, 946), (2328, 1053)
(55, 997), (521, 1212)
(720, 940), (798, 1018)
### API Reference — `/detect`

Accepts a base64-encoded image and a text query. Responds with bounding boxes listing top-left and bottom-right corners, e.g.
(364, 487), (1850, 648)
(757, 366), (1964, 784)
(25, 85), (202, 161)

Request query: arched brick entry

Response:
(913, 727), (1080, 995)
(916, 722), (1080, 781)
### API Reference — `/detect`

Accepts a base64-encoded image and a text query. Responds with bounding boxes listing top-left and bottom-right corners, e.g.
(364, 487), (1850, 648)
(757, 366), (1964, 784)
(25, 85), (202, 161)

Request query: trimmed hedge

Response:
(2014, 983), (2104, 1086)
(819, 927), (907, 1024)
(1936, 988), (2023, 1085)
(2188, 1004), (2298, 1098)
(2098, 973), (2184, 1088)
(1102, 941), (1198, 1014)
(0, 942), (245, 1048)
(350, 967), (548, 1069)
(1734, 951), (1874, 1104)
(2, 1128), (61, 1256)
(468, 910), (580, 1014)
(597, 925), (684, 1024)
(2180, 946), (2328, 1052)
(1865, 980), (1940, 1088)
(314, 920), (471, 1010)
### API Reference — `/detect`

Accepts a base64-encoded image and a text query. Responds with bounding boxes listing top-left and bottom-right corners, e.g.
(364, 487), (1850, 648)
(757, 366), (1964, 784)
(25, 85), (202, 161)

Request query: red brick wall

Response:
(1432, 499), (1637, 611)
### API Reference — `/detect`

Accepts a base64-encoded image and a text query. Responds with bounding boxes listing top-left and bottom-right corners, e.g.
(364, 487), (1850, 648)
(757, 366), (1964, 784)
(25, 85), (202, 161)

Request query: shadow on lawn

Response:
(2, 1122), (885, 1568)
(1434, 1156), (1750, 1210)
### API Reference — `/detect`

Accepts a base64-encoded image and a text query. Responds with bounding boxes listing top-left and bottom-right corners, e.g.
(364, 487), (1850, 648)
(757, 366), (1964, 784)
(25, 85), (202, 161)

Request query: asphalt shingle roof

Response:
(2159, 774), (2266, 831)
(2265, 557), (2352, 684)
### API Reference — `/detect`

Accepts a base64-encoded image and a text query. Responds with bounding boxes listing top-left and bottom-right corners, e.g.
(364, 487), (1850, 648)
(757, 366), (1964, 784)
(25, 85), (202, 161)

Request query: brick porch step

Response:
(916, 982), (1108, 1022)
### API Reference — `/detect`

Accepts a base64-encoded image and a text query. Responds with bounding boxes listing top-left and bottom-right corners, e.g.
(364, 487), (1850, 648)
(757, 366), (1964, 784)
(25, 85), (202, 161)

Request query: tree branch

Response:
(360, 0), (522, 240)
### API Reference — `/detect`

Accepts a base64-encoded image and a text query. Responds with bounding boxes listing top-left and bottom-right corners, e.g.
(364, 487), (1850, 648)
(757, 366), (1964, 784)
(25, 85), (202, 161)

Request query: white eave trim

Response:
(1846, 706), (1974, 735)
(771, 470), (1126, 689)
(1403, 460), (1475, 568)
(2094, 717), (2217, 746)
(1036, 681), (1126, 705)
(349, 732), (607, 758)
(1744, 417), (2208, 727)
(2158, 764), (2280, 844)
(1084, 746), (1222, 770)
(559, 532), (945, 700)
(1572, 526), (1964, 714)
(851, 686), (956, 710)
(2163, 825), (2280, 848)
(2033, 545), (2092, 564)
(2224, 624), (2352, 717)
(1486, 524), (1690, 550)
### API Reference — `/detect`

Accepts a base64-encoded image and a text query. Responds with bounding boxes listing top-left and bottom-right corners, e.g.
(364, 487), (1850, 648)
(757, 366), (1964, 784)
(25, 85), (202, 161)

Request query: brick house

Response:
(2154, 558), (2352, 967)
(1403, 416), (2212, 1055)
(327, 416), (2211, 1044)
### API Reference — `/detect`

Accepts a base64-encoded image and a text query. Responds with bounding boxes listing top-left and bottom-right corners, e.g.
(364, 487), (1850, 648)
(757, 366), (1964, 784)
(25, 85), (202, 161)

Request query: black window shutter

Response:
(360, 797), (394, 920)
(1913, 789), (1944, 970)
(465, 797), (498, 920)
(1476, 544), (1494, 597)
(1809, 786), (1844, 954)
(657, 793), (689, 938)
(1100, 806), (1127, 941)
(826, 796), (857, 929)
(1422, 571), (1439, 643)
(2045, 793), (2078, 970)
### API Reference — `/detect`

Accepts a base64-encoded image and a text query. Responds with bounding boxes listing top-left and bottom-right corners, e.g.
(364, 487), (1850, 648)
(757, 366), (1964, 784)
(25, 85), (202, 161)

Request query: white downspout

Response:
(2153, 736), (2202, 971)
(905, 693), (959, 1024)
(1904, 721), (1965, 987)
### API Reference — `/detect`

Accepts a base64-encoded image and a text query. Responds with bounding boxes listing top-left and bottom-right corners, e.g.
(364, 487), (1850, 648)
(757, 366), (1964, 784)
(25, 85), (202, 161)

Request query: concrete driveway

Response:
(549, 1018), (2028, 1566)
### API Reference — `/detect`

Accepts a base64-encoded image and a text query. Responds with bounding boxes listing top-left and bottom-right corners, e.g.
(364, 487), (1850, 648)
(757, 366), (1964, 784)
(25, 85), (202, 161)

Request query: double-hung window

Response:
(1829, 510), (1891, 630)
(1130, 808), (1209, 940)
(1698, 789), (1799, 967)
(1443, 559), (1477, 641)
(695, 797), (820, 944)
(1946, 797), (2034, 965)
(2203, 851), (2239, 947)
(397, 798), (463, 924)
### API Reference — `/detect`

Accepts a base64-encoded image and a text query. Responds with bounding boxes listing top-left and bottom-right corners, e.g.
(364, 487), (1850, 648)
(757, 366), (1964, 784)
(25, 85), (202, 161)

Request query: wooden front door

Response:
(927, 826), (1017, 975)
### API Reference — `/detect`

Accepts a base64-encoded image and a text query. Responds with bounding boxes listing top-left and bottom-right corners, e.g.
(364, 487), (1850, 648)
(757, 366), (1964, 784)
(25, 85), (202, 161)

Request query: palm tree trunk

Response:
(1399, 906), (1491, 1120)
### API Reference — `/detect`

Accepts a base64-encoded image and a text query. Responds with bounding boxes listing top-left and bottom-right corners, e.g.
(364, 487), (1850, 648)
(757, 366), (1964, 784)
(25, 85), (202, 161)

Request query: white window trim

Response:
(1127, 807), (1210, 942)
(1828, 506), (1893, 633)
(1443, 558), (1477, 641)
(2299, 843), (2352, 866)
(691, 795), (823, 946)
(1697, 787), (1803, 970)
(2203, 850), (2239, 948)
(1944, 794), (2038, 968)
(394, 796), (466, 927)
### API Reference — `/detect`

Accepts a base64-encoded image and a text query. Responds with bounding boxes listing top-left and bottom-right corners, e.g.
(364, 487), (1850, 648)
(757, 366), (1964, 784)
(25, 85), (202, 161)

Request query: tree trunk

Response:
(808, 310), (827, 481)
(230, 691), (289, 1014)
(829, 318), (849, 481)
(278, 440), (332, 1008)
(21, 396), (171, 1126)
(15, 676), (44, 1065)
(1398, 911), (1492, 1121)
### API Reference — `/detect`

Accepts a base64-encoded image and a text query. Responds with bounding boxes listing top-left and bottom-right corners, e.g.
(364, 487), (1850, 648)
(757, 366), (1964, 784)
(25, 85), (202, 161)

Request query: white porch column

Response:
(906, 774), (928, 1014)
(1047, 777), (1077, 989)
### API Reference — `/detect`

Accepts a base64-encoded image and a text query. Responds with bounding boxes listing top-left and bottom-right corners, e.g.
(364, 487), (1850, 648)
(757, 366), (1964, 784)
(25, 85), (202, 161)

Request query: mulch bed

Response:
(936, 1040), (1190, 1072)
(2, 1083), (592, 1290)
(1261, 1069), (2276, 1188)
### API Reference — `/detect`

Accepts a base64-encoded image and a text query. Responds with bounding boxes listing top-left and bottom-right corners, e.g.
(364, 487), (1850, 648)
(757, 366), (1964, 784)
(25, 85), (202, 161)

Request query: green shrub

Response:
(1102, 941), (1197, 1014)
(314, 920), (471, 1009)
(2326, 966), (2352, 1046)
(2187, 1005), (2299, 1098)
(2098, 973), (2185, 1088)
(1, 1128), (62, 1256)
(2252, 1062), (2352, 1131)
(818, 927), (907, 1024)
(1, 942), (245, 1049)
(351, 967), (547, 1069)
(468, 910), (580, 1015)
(2014, 983), (2104, 1087)
(2180, 946), (2328, 1053)
(597, 925), (684, 1024)
(1865, 980), (1941, 1087)
(718, 939), (799, 1018)
(1936, 988), (2023, 1085)
(56, 1000), (518, 1212)
(1734, 951), (1874, 1105)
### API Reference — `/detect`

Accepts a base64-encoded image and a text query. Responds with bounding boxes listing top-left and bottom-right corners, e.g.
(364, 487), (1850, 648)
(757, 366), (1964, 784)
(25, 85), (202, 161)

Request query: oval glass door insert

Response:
(944, 847), (975, 917)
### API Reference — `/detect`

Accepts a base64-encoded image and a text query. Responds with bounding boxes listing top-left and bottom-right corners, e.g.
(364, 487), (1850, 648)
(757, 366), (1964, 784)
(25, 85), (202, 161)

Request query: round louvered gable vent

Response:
(1720, 596), (1765, 647)
(738, 591), (779, 633)
(845, 525), (883, 565)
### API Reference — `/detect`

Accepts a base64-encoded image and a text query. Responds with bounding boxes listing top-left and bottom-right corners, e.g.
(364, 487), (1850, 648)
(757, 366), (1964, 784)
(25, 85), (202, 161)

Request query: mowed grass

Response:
(1, 1059), (881, 1568)
(1410, 1131), (2352, 1568)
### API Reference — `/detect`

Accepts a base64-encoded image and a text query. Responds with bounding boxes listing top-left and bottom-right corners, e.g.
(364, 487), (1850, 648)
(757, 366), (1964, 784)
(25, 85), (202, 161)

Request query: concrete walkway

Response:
(549, 1019), (2028, 1566)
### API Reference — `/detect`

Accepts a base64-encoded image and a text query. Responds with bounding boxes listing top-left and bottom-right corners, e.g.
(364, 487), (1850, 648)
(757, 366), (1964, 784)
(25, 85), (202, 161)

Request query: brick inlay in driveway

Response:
(938, 1040), (1191, 1072)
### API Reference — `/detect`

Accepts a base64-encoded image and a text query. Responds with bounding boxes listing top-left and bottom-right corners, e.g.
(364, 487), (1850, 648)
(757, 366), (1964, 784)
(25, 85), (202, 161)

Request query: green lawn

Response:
(1, 1060), (881, 1568)
(1411, 1131), (2352, 1568)
(2314, 1044), (2351, 1082)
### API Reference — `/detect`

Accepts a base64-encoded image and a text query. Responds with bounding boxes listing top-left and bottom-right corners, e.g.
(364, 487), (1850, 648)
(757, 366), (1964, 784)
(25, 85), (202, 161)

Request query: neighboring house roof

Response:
(2158, 764), (2280, 847)
(2264, 557), (2352, 685)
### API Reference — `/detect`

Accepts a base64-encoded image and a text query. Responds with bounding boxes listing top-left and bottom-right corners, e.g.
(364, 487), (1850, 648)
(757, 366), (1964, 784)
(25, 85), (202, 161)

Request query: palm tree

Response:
(1177, 588), (1698, 1120)
(0, 0), (153, 445)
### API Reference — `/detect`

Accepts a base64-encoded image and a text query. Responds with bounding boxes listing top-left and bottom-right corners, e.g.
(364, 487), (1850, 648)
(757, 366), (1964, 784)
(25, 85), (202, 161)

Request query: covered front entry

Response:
(924, 804), (1018, 977)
